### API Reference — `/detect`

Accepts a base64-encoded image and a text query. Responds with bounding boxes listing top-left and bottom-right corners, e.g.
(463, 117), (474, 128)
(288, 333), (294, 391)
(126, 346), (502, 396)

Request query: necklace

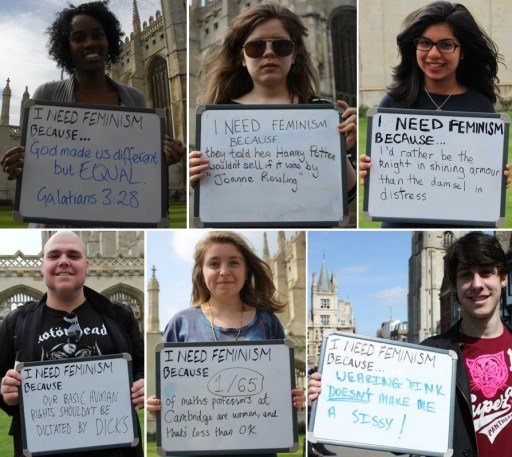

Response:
(424, 84), (458, 111)
(207, 300), (244, 342)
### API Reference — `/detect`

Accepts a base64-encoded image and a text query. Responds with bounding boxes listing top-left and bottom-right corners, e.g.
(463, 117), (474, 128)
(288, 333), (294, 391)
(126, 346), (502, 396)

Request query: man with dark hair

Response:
(422, 231), (512, 457)
(0, 231), (144, 457)
(308, 231), (512, 457)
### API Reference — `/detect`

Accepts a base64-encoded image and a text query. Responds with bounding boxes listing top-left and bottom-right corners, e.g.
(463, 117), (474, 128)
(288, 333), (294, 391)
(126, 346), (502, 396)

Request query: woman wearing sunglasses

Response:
(189, 1), (357, 199)
(358, 1), (510, 228)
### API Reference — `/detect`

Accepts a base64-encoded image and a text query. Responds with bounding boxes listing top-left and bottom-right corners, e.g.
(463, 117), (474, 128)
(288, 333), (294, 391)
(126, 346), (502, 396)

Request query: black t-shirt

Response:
(38, 301), (115, 361)
(37, 302), (123, 457)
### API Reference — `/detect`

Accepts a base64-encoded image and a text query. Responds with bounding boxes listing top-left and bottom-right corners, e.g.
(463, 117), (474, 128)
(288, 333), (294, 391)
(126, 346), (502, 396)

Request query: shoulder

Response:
(109, 79), (146, 108)
(32, 80), (71, 102)
(464, 89), (495, 112)
(379, 94), (399, 108)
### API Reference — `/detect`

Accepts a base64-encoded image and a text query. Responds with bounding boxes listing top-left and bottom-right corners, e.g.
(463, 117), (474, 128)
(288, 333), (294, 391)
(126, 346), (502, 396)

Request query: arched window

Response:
(148, 56), (173, 136)
(331, 7), (356, 107)
(0, 286), (43, 322)
(443, 231), (454, 249)
(102, 285), (143, 331)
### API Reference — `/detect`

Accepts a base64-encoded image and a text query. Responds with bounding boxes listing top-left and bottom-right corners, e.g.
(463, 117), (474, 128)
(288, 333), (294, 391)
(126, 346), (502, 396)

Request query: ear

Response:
(501, 275), (507, 289)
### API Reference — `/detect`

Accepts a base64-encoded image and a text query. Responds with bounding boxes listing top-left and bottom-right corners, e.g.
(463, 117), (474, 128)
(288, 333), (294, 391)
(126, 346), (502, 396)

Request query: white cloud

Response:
(369, 286), (407, 306)
(340, 265), (368, 275)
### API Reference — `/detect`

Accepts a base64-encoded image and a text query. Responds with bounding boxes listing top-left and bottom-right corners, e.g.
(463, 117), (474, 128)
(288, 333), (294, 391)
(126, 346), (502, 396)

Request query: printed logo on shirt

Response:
(467, 351), (512, 444)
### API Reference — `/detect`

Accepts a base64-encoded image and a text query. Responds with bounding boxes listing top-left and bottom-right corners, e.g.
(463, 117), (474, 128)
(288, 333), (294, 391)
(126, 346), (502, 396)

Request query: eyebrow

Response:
(45, 249), (84, 256)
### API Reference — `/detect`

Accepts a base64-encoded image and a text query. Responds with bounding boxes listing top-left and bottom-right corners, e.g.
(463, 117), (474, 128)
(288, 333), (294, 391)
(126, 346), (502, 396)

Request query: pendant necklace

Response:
(207, 300), (244, 342)
(424, 84), (458, 111)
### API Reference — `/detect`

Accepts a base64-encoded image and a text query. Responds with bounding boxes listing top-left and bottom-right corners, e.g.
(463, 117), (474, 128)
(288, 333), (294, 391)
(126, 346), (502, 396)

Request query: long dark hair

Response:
(388, 1), (502, 107)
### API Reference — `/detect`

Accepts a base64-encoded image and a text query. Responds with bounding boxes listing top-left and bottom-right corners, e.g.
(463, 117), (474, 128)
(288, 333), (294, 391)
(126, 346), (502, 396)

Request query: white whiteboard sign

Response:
(18, 354), (138, 456)
(15, 100), (167, 227)
(309, 332), (457, 457)
(194, 104), (348, 227)
(156, 340), (298, 455)
(364, 108), (509, 226)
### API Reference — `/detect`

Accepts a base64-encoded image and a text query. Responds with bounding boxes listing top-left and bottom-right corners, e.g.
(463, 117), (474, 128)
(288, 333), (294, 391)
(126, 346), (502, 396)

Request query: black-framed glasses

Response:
(242, 39), (294, 58)
(64, 312), (83, 343)
(414, 37), (460, 54)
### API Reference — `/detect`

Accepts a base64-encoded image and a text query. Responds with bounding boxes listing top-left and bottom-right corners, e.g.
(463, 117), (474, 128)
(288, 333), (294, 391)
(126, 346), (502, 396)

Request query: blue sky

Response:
(0, 0), (162, 125)
(146, 230), (297, 333)
(308, 230), (412, 337)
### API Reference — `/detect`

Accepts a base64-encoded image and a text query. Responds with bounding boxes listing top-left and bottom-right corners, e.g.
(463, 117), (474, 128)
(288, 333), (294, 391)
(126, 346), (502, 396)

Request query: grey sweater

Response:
(32, 75), (146, 108)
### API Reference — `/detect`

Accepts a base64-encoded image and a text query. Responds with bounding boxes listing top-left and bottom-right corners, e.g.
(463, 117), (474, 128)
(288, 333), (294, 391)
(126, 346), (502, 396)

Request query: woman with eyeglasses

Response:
(358, 0), (510, 228)
(146, 231), (304, 457)
(189, 1), (357, 202)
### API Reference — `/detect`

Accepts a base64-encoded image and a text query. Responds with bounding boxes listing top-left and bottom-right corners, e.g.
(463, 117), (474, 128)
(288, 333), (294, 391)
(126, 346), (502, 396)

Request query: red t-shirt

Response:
(461, 327), (512, 457)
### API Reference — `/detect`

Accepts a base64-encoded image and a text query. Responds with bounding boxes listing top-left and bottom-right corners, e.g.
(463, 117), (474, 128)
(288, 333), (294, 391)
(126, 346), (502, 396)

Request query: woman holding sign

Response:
(0, 1), (185, 217)
(147, 231), (304, 456)
(359, 1), (510, 228)
(189, 2), (357, 204)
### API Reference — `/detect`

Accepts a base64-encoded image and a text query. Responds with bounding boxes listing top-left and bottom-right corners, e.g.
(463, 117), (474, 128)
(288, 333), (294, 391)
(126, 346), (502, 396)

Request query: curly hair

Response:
(200, 1), (319, 104)
(47, 1), (124, 75)
(388, 1), (502, 107)
(191, 231), (285, 313)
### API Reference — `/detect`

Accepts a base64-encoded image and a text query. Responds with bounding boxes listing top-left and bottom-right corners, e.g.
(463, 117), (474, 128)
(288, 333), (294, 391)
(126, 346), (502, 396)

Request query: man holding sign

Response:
(0, 231), (144, 457)
(309, 232), (512, 457)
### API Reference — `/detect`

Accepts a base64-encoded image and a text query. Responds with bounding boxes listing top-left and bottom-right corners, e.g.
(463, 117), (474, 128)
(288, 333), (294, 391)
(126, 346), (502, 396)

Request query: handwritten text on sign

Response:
(18, 101), (163, 225)
(366, 110), (508, 225)
(18, 355), (137, 455)
(197, 106), (345, 224)
(157, 342), (296, 454)
(310, 333), (456, 456)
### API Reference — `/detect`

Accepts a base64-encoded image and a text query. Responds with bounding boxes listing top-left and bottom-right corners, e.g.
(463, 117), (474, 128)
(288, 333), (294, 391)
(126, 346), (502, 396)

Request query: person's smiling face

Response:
(416, 22), (462, 90)
(241, 18), (295, 89)
(202, 242), (248, 301)
(68, 14), (109, 73)
(456, 265), (506, 323)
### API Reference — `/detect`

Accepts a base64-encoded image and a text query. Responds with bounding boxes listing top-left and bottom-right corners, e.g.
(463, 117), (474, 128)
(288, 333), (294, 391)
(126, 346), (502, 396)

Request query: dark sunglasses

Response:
(64, 312), (83, 343)
(242, 39), (294, 58)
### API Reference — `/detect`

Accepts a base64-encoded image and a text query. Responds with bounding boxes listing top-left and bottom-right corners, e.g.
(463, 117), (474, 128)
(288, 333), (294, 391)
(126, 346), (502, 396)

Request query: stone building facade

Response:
(308, 256), (355, 368)
(0, 231), (145, 331)
(108, 0), (187, 201)
(359, 0), (512, 109)
(188, 0), (357, 147)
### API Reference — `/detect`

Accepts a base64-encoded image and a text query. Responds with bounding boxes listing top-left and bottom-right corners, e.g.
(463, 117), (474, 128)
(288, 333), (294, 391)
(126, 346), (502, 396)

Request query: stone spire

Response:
(1, 78), (11, 126)
(318, 253), (331, 292)
(147, 266), (160, 332)
(132, 0), (141, 35)
(263, 232), (270, 264)
(19, 86), (30, 130)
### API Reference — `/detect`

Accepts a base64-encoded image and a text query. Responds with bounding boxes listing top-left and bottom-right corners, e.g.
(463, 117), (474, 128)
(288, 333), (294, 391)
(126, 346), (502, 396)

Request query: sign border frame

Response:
(194, 103), (349, 228)
(14, 99), (169, 228)
(155, 339), (298, 456)
(308, 330), (457, 457)
(363, 107), (510, 227)
(17, 352), (139, 457)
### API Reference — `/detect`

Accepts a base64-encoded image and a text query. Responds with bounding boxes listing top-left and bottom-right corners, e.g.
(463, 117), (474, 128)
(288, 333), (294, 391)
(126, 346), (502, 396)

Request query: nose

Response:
(470, 273), (484, 289)
(219, 262), (230, 275)
(57, 254), (70, 266)
(262, 41), (275, 56)
(427, 44), (442, 58)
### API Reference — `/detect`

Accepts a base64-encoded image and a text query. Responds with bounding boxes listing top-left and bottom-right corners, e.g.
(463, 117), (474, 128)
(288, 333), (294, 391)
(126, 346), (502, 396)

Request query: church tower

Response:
(308, 256), (355, 367)
(1, 78), (11, 126)
(146, 265), (161, 434)
(408, 231), (469, 343)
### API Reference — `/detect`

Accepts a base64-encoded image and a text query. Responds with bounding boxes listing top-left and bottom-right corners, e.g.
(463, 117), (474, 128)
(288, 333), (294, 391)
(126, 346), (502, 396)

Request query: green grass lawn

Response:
(358, 111), (512, 228)
(145, 433), (305, 457)
(0, 202), (187, 228)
